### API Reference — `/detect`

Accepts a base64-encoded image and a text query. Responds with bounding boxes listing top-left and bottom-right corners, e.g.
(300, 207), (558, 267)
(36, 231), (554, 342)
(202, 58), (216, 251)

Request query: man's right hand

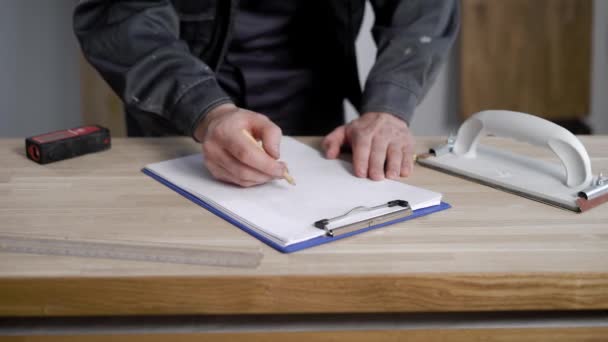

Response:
(194, 103), (286, 187)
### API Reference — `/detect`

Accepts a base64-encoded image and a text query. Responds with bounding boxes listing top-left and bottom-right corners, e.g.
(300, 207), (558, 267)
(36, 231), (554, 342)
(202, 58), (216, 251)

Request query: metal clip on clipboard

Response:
(418, 110), (608, 212)
(314, 200), (411, 237)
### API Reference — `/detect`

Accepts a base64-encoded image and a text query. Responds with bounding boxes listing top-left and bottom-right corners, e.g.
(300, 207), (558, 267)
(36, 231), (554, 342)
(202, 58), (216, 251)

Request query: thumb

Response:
(250, 115), (282, 160)
(323, 125), (346, 159)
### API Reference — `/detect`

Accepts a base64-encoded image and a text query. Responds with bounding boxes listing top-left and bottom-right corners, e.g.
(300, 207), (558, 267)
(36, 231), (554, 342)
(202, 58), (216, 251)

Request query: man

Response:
(74, 1), (459, 187)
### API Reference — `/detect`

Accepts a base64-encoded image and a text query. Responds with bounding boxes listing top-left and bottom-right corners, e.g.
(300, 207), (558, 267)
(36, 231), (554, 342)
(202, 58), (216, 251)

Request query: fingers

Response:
(346, 112), (416, 180)
(386, 143), (403, 180)
(204, 144), (276, 187)
(201, 110), (286, 187)
(206, 161), (261, 188)
(218, 147), (277, 184)
(368, 137), (389, 181)
(351, 132), (372, 178)
(401, 144), (415, 177)
(225, 134), (285, 178)
(358, 140), (412, 181)
(251, 116), (282, 160)
(322, 125), (346, 159)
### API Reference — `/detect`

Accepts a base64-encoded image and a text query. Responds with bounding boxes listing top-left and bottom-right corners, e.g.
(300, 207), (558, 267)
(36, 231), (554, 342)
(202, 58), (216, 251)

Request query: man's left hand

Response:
(322, 112), (415, 180)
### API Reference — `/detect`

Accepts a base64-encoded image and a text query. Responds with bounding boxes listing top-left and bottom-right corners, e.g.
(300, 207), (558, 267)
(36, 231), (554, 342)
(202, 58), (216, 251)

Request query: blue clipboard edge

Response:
(142, 168), (451, 253)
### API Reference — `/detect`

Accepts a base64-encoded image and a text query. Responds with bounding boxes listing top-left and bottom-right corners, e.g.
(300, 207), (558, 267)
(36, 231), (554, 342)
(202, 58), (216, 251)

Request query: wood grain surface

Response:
(460, 0), (592, 119)
(2, 328), (608, 342)
(0, 137), (607, 316)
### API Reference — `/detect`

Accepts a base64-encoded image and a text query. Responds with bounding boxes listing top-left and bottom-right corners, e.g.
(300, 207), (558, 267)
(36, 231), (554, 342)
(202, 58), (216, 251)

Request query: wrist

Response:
(362, 111), (409, 128)
(194, 103), (238, 142)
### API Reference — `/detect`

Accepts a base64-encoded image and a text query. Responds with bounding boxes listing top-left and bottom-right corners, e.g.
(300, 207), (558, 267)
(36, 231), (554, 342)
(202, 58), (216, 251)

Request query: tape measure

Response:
(0, 235), (262, 268)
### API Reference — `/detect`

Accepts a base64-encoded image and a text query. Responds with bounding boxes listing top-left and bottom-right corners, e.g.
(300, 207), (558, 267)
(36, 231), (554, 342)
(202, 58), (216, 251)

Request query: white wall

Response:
(0, 0), (81, 138)
(352, 0), (608, 135)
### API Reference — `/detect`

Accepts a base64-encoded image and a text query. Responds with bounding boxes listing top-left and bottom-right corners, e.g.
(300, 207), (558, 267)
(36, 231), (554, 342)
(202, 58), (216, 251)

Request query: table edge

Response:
(1, 272), (607, 316)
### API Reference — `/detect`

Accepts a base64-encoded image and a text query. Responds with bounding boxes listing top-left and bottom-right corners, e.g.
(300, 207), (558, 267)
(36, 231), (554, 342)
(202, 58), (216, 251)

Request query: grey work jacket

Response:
(74, 0), (459, 137)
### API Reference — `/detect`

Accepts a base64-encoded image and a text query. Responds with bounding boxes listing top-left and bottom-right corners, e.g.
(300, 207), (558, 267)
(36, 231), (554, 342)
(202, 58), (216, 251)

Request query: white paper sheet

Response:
(144, 137), (442, 247)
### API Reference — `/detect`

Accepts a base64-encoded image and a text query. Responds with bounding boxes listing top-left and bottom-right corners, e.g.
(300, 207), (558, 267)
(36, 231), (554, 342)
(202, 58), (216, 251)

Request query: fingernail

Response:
(388, 171), (397, 179)
(274, 165), (286, 177)
(372, 173), (384, 181)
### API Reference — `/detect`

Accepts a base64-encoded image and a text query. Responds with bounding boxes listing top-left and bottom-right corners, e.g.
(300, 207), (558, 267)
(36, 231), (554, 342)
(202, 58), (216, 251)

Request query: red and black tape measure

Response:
(25, 125), (111, 164)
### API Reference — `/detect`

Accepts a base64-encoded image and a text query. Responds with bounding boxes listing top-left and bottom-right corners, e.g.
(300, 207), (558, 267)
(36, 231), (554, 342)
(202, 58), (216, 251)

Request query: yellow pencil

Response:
(241, 129), (296, 186)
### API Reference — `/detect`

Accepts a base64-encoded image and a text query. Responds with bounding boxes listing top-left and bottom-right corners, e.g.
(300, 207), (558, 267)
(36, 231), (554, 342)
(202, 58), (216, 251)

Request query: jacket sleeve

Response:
(361, 0), (460, 123)
(73, 0), (232, 137)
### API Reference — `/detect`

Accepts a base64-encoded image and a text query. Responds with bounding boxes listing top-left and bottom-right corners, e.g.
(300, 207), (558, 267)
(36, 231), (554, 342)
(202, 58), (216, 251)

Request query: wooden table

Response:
(1, 137), (607, 341)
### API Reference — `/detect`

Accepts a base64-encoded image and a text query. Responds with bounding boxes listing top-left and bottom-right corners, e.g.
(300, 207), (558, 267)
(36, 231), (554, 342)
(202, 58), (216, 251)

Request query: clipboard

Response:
(417, 110), (608, 213)
(143, 168), (450, 253)
(142, 136), (450, 253)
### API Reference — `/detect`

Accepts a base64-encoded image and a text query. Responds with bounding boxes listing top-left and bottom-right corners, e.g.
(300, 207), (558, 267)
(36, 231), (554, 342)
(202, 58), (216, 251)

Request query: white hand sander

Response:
(418, 110), (608, 212)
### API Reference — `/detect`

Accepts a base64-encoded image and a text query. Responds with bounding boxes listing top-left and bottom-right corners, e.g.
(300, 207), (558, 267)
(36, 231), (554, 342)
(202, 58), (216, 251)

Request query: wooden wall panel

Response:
(80, 55), (126, 136)
(460, 0), (592, 120)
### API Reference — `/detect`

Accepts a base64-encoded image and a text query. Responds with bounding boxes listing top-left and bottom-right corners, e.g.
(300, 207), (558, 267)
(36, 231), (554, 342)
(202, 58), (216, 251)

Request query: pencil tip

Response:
(284, 174), (296, 186)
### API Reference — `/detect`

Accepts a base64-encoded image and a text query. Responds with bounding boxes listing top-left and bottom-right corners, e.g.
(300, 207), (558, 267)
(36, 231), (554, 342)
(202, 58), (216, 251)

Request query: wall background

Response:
(0, 0), (606, 137)
(0, 0), (81, 137)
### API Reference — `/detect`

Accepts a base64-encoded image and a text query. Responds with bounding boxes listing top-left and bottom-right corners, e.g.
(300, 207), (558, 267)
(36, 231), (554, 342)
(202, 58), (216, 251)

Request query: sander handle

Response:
(452, 110), (592, 188)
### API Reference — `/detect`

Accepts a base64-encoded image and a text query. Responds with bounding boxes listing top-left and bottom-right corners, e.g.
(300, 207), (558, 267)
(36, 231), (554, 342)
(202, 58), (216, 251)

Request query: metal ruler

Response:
(0, 235), (263, 268)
